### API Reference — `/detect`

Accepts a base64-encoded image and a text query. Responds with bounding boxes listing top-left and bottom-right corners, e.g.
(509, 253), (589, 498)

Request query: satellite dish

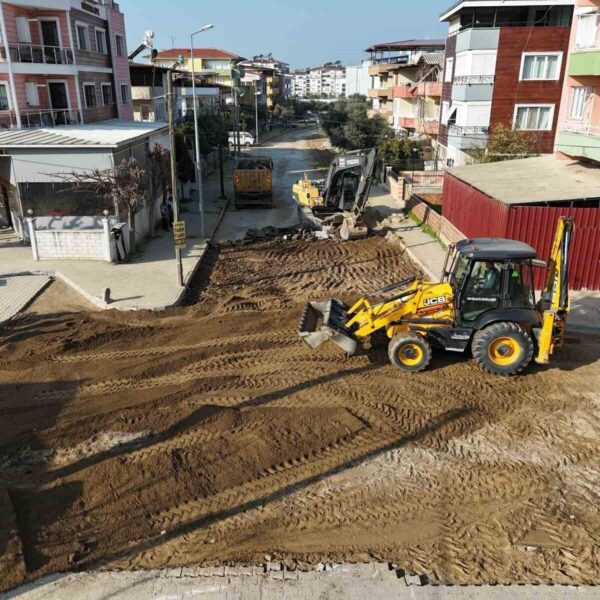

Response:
(143, 30), (154, 48)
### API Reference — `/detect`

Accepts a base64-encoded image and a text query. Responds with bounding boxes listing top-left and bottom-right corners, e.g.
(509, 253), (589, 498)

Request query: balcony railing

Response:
(0, 43), (74, 65)
(573, 39), (600, 52)
(453, 75), (495, 85)
(448, 125), (489, 136)
(561, 120), (600, 137)
(0, 107), (82, 128)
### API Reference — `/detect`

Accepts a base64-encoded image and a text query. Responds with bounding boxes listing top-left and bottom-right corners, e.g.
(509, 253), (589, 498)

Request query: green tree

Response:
(469, 123), (539, 163)
(321, 95), (387, 150)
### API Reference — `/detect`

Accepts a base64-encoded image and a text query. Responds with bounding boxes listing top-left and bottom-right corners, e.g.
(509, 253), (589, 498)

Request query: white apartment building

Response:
(346, 60), (373, 96)
(291, 62), (346, 98)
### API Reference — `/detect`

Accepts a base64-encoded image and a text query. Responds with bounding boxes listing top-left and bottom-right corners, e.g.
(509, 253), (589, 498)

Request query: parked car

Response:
(228, 131), (255, 148)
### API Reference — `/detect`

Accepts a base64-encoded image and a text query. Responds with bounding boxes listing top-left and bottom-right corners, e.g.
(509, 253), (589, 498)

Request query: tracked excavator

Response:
(292, 148), (381, 240)
(299, 217), (574, 376)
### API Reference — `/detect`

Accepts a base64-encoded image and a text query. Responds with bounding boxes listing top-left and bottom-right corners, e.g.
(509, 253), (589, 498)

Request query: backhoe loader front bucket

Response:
(298, 299), (357, 355)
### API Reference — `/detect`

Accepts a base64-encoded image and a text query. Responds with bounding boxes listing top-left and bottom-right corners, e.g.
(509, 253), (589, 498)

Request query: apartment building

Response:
(555, 0), (600, 162)
(366, 39), (445, 131)
(239, 55), (289, 110)
(438, 0), (574, 166)
(151, 47), (243, 88)
(0, 0), (133, 129)
(346, 60), (373, 96)
(291, 62), (346, 98)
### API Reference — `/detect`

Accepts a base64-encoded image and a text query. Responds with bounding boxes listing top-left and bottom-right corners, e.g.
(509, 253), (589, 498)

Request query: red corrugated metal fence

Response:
(507, 205), (600, 291)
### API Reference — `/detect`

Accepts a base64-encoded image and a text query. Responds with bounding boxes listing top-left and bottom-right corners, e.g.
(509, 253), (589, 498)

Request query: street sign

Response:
(173, 220), (186, 248)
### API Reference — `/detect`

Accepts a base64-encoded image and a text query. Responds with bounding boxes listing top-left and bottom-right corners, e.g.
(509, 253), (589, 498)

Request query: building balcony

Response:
(369, 63), (404, 76)
(0, 44), (74, 65)
(368, 88), (392, 99)
(397, 117), (416, 129)
(418, 120), (440, 136)
(569, 45), (600, 77)
(556, 120), (600, 161)
(415, 81), (442, 97)
(456, 28), (500, 52)
(392, 84), (414, 98)
(452, 81), (494, 102)
(0, 107), (82, 128)
(448, 124), (489, 149)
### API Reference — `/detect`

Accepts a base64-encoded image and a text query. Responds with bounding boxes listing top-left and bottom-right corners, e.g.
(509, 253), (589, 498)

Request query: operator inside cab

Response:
(480, 261), (501, 292)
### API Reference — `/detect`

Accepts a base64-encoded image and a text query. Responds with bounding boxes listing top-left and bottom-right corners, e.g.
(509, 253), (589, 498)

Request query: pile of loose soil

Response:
(1, 237), (599, 592)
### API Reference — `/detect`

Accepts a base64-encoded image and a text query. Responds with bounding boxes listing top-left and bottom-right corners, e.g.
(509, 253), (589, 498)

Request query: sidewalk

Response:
(0, 165), (232, 313)
(4, 565), (595, 600)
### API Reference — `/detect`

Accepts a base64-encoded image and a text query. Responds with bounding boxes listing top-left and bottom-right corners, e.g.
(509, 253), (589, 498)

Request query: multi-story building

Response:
(0, 0), (133, 129)
(555, 0), (600, 162)
(151, 47), (243, 88)
(385, 52), (444, 140)
(291, 62), (346, 98)
(438, 0), (574, 166)
(239, 55), (289, 110)
(366, 39), (445, 131)
(346, 60), (373, 96)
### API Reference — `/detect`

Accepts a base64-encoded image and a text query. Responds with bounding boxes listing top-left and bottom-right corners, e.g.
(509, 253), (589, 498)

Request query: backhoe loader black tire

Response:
(388, 333), (432, 373)
(472, 322), (534, 376)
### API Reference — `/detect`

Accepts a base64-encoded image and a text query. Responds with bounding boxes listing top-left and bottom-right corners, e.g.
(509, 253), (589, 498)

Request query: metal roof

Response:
(0, 120), (168, 149)
(421, 52), (445, 67)
(365, 39), (446, 52)
(448, 155), (600, 206)
(153, 47), (244, 60)
(440, 0), (575, 22)
(456, 238), (537, 260)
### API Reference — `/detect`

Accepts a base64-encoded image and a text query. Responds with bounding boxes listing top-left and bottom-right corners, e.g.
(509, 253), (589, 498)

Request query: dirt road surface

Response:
(1, 233), (600, 593)
(216, 126), (332, 241)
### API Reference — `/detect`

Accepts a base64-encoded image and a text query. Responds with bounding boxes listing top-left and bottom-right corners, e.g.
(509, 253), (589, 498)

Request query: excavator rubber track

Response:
(298, 299), (357, 355)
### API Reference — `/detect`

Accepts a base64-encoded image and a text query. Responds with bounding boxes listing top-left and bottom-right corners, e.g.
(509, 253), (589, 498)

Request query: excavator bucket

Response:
(298, 299), (357, 355)
(339, 215), (368, 241)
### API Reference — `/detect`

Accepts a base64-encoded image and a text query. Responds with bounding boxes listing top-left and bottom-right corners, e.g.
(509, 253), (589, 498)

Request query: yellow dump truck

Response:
(233, 156), (274, 209)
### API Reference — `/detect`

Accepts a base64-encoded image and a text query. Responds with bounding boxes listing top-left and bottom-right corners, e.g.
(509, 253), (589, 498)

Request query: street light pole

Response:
(190, 24), (213, 239)
(167, 68), (183, 287)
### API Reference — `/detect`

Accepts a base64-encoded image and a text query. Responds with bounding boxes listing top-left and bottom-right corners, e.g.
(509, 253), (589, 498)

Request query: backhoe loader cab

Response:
(299, 218), (574, 376)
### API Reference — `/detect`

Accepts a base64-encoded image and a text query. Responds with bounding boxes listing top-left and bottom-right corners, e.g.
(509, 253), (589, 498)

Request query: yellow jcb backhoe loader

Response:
(299, 217), (574, 376)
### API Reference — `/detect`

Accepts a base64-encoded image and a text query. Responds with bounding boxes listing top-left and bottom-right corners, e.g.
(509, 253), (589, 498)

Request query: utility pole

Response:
(254, 86), (260, 145)
(218, 94), (226, 198)
(167, 68), (184, 287)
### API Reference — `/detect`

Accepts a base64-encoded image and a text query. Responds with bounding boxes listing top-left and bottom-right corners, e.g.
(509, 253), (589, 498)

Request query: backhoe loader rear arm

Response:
(536, 217), (575, 364)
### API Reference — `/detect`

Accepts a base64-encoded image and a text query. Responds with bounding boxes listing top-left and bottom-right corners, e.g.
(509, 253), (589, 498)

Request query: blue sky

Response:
(119, 0), (450, 68)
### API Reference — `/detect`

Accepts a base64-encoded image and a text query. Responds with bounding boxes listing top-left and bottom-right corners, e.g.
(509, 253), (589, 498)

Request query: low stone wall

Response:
(27, 217), (117, 262)
(405, 195), (465, 247)
(386, 167), (464, 247)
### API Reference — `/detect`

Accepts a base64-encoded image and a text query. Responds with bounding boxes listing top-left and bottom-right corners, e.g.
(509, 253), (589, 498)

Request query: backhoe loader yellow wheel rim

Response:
(488, 337), (521, 366)
(398, 343), (424, 367)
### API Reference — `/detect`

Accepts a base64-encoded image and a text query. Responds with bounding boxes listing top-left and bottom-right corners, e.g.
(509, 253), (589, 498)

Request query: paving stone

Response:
(0, 274), (50, 322)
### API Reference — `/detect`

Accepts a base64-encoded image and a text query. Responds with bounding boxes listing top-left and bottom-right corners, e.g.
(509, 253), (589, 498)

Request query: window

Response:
(0, 82), (10, 110)
(115, 34), (124, 57)
(569, 87), (591, 120)
(120, 83), (130, 104)
(25, 82), (40, 106)
(141, 104), (150, 120)
(444, 57), (454, 82)
(95, 28), (106, 54)
(101, 83), (113, 106)
(514, 105), (554, 131)
(441, 101), (450, 125)
(575, 13), (599, 50)
(83, 83), (96, 108)
(520, 53), (562, 81)
(76, 23), (89, 51)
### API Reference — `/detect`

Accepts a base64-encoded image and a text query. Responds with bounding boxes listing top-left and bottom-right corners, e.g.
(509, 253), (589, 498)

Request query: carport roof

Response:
(448, 155), (600, 205)
(0, 120), (168, 149)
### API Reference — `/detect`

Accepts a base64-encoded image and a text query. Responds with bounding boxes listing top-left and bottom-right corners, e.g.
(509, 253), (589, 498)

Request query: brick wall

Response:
(490, 26), (571, 153)
(406, 195), (465, 247)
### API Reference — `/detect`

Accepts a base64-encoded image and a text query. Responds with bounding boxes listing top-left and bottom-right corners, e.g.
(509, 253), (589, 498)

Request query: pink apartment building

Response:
(555, 0), (600, 162)
(0, 0), (133, 128)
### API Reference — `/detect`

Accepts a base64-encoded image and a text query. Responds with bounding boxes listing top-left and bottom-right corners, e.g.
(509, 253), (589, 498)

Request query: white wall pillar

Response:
(102, 215), (112, 262)
(27, 217), (38, 260)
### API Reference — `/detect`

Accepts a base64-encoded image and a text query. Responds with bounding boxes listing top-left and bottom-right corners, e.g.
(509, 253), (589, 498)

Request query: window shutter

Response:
(88, 25), (96, 52)
(25, 82), (40, 106)
(16, 17), (32, 43)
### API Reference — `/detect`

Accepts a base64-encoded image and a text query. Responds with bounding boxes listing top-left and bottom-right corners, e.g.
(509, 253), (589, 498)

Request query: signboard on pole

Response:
(173, 220), (186, 248)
